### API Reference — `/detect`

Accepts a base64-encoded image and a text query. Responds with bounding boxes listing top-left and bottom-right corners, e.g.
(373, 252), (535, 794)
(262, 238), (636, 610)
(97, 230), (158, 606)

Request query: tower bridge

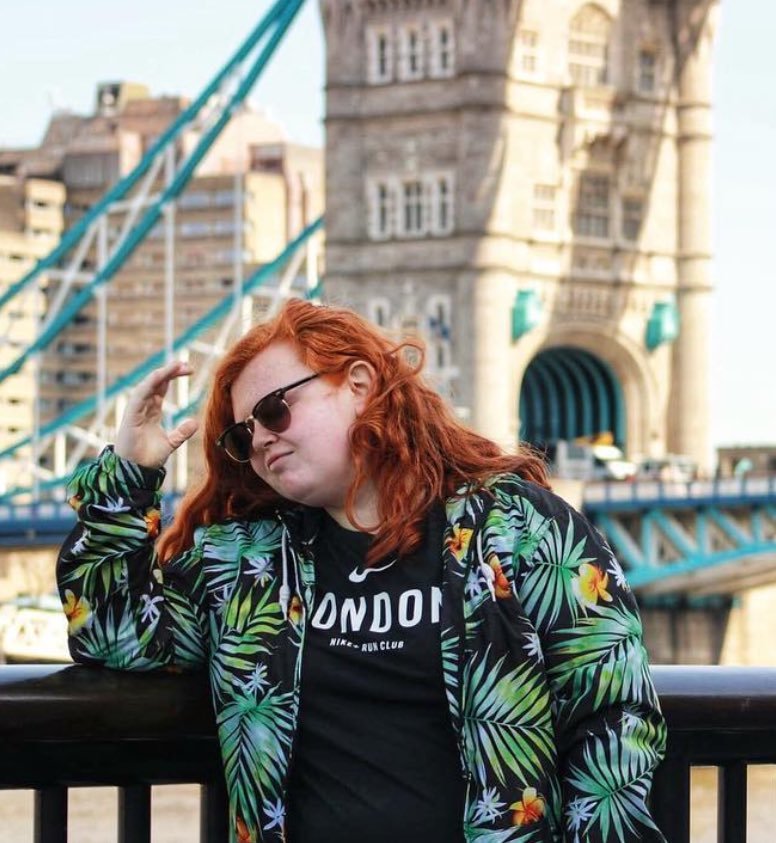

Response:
(1, 0), (768, 665)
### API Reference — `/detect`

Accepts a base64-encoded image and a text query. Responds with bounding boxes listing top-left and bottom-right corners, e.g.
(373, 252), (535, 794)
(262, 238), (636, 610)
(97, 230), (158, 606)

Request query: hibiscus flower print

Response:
(144, 508), (161, 538)
(62, 589), (91, 634)
(488, 555), (512, 599)
(446, 524), (473, 561)
(573, 562), (613, 607)
(235, 816), (256, 842)
(510, 787), (546, 826)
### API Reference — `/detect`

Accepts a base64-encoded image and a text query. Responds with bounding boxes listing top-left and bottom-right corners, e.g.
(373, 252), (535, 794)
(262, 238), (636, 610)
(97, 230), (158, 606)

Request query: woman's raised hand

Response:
(114, 361), (200, 469)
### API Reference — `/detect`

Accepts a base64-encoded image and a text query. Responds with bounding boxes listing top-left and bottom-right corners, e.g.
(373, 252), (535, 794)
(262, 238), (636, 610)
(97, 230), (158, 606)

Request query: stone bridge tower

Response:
(319, 0), (718, 470)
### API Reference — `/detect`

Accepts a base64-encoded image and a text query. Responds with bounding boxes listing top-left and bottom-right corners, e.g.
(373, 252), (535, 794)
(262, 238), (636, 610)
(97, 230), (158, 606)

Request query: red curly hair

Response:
(158, 299), (549, 564)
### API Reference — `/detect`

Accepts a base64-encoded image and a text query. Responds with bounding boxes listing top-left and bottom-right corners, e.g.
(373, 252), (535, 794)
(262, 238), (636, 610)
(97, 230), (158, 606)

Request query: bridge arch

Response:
(514, 325), (661, 458)
(519, 346), (626, 448)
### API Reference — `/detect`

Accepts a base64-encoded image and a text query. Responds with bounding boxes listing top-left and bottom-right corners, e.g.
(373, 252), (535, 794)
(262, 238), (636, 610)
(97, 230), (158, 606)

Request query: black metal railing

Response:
(2, 664), (776, 842)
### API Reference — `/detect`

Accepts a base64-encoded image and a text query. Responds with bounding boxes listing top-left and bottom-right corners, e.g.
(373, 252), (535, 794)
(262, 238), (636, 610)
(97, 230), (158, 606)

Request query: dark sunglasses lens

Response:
(222, 425), (253, 462)
(255, 395), (291, 433)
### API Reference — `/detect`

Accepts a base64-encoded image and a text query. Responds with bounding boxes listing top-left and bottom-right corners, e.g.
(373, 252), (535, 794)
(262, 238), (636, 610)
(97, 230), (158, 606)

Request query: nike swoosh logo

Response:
(348, 559), (397, 583)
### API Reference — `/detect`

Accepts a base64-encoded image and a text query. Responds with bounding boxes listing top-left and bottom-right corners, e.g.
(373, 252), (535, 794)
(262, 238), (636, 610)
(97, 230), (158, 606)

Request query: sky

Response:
(0, 0), (773, 450)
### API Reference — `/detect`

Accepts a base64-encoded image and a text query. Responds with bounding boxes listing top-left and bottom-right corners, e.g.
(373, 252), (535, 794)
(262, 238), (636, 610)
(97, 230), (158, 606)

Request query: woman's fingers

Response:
(138, 360), (193, 401)
(167, 417), (199, 451)
(115, 362), (196, 468)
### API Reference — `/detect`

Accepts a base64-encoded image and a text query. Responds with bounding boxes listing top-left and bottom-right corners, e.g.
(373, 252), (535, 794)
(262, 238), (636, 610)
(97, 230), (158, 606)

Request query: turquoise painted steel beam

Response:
(0, 0), (293, 313)
(578, 349), (625, 444)
(567, 349), (610, 437)
(651, 510), (698, 559)
(0, 215), (322, 466)
(696, 510), (709, 554)
(641, 512), (657, 564)
(597, 513), (648, 570)
(0, 0), (307, 384)
(520, 364), (546, 442)
(530, 357), (562, 441)
(626, 542), (776, 589)
(707, 508), (751, 547)
(540, 353), (578, 439)
(558, 352), (594, 436)
(751, 508), (764, 543)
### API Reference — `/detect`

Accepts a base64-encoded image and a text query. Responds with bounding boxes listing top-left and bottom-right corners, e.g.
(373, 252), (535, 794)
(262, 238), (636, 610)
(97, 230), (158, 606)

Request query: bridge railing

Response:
(584, 474), (776, 509)
(1, 664), (775, 842)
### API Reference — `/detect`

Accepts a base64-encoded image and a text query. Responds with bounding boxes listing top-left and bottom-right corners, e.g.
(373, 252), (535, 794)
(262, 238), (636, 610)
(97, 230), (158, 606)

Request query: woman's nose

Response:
(251, 418), (278, 452)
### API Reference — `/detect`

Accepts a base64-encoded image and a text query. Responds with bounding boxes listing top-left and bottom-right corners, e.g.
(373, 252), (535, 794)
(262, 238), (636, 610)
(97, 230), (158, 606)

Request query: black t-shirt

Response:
(285, 509), (466, 843)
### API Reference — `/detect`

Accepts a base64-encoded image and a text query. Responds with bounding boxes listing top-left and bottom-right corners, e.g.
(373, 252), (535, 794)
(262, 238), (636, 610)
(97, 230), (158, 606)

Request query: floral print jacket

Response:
(58, 448), (667, 842)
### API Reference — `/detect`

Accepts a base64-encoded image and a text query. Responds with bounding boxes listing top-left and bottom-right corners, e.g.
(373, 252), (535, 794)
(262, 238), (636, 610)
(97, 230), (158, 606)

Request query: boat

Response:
(0, 594), (71, 664)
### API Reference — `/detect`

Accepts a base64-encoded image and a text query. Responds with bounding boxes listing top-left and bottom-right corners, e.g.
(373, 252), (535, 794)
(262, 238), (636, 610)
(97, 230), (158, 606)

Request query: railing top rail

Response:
(0, 664), (214, 741)
(583, 475), (776, 510)
(3, 664), (776, 739)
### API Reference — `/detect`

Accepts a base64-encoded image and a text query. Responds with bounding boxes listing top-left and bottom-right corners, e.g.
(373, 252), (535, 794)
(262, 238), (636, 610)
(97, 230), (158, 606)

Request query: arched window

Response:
(426, 294), (452, 371)
(568, 5), (611, 87)
(368, 297), (392, 329)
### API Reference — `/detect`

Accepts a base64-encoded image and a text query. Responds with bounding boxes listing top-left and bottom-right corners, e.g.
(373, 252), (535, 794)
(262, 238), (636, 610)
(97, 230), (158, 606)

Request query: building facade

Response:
(320, 0), (718, 470)
(0, 82), (323, 485)
(0, 176), (65, 490)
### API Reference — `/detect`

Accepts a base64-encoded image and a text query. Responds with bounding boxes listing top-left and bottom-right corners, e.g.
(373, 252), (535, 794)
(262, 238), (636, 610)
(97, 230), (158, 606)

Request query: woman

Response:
(58, 299), (667, 842)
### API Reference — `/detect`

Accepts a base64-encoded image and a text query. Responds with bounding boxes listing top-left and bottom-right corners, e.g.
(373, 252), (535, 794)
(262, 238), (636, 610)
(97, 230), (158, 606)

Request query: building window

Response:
(377, 184), (391, 236)
(637, 49), (657, 93)
(180, 221), (211, 238)
(429, 20), (455, 78)
(517, 30), (540, 76)
(398, 25), (424, 80)
(568, 5), (611, 88)
(213, 191), (235, 208)
(368, 297), (392, 328)
(368, 180), (393, 240)
(621, 198), (644, 241)
(532, 184), (557, 231)
(432, 174), (454, 235)
(402, 180), (425, 235)
(367, 172), (455, 240)
(367, 26), (393, 84)
(426, 294), (452, 370)
(575, 173), (610, 238)
(178, 192), (210, 209)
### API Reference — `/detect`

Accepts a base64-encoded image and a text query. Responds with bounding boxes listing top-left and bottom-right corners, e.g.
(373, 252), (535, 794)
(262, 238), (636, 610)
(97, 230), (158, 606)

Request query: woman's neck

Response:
(324, 480), (379, 533)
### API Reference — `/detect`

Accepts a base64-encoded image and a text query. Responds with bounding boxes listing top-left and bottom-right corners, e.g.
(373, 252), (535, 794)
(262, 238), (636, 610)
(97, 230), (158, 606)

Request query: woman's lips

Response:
(266, 452), (291, 471)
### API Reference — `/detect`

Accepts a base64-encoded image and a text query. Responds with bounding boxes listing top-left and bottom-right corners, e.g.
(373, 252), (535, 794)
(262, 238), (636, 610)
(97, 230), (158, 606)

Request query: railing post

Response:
(718, 762), (747, 843)
(118, 784), (151, 843)
(200, 778), (229, 843)
(651, 757), (690, 843)
(34, 786), (67, 843)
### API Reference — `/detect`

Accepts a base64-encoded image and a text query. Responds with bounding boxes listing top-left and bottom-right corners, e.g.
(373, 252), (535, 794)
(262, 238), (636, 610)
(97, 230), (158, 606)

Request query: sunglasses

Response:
(216, 373), (319, 463)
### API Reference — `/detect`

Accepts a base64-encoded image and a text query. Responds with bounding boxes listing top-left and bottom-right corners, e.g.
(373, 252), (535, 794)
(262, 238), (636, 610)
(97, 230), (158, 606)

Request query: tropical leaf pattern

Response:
(57, 449), (667, 842)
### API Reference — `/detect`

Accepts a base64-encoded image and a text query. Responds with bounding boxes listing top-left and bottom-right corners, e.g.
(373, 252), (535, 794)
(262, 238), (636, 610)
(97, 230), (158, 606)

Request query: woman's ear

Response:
(346, 360), (376, 411)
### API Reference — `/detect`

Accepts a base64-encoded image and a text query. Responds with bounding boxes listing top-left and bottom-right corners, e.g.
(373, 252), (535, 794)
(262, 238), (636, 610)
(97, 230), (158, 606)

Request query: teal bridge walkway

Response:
(2, 477), (776, 599)
(1, 0), (775, 599)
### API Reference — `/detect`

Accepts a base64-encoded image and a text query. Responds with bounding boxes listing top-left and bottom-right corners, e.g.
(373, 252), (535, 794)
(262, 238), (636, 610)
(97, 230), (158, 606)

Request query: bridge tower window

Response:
(622, 197), (644, 242)
(568, 4), (611, 88)
(533, 184), (557, 231)
(368, 297), (392, 329)
(398, 24), (425, 81)
(575, 172), (611, 239)
(637, 49), (658, 93)
(430, 21), (455, 78)
(517, 30), (540, 76)
(401, 180), (425, 236)
(367, 26), (394, 84)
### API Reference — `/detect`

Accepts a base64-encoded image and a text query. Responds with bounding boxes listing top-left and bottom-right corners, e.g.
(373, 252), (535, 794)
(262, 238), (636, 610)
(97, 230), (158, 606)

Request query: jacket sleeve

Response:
(57, 446), (208, 671)
(515, 485), (667, 842)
